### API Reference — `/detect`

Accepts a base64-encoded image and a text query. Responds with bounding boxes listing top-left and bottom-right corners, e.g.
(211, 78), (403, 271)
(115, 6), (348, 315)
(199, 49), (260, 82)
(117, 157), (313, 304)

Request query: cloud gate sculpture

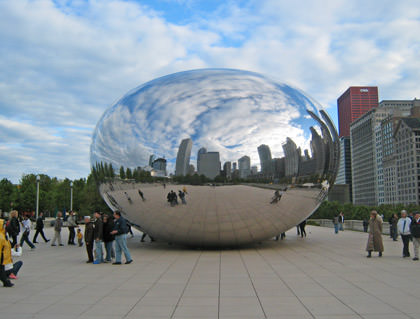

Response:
(90, 68), (339, 247)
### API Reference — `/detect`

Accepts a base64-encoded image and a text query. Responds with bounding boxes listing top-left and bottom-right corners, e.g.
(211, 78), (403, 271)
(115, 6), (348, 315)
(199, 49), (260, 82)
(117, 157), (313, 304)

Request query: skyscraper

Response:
(198, 152), (221, 179)
(197, 147), (207, 173)
(282, 138), (300, 177)
(257, 144), (273, 176)
(223, 161), (232, 179)
(238, 156), (251, 179)
(175, 138), (193, 176)
(338, 86), (378, 137)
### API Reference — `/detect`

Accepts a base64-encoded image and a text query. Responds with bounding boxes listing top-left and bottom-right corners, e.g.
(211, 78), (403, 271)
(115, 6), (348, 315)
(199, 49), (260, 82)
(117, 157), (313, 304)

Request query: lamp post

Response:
(70, 181), (73, 211)
(36, 175), (40, 220)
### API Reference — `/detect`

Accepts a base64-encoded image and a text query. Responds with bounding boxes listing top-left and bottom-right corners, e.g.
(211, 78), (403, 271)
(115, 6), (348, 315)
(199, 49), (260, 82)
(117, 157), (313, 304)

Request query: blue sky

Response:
(0, 0), (419, 183)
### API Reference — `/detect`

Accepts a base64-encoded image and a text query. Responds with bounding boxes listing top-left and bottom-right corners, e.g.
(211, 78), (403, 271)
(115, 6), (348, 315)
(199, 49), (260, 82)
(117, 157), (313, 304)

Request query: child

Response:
(77, 227), (83, 247)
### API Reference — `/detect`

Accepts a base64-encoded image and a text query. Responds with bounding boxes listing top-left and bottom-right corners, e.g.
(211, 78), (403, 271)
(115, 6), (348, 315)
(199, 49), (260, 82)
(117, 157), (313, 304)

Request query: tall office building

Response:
(282, 138), (300, 177)
(335, 137), (352, 200)
(257, 144), (273, 176)
(338, 86), (378, 137)
(175, 138), (193, 176)
(148, 155), (156, 166)
(350, 100), (416, 205)
(198, 152), (221, 179)
(381, 100), (420, 204)
(238, 156), (251, 179)
(394, 118), (420, 205)
(272, 158), (285, 179)
(223, 161), (232, 179)
(197, 147), (207, 173)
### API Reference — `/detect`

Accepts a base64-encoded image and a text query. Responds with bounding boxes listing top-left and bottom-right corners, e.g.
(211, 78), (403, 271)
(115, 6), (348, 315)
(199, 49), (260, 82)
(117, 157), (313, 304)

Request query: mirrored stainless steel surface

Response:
(90, 68), (339, 247)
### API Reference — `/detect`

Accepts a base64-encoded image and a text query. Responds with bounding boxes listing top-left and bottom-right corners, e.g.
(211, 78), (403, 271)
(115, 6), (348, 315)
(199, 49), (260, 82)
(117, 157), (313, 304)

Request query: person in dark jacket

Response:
(93, 211), (104, 264)
(8, 210), (20, 248)
(110, 211), (132, 265)
(84, 216), (94, 263)
(67, 211), (77, 245)
(33, 212), (49, 243)
(411, 212), (420, 261)
(299, 220), (307, 238)
(102, 214), (115, 262)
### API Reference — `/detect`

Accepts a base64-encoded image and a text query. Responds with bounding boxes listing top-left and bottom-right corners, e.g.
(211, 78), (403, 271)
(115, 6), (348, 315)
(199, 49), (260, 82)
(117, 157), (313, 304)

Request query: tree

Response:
(119, 166), (125, 179)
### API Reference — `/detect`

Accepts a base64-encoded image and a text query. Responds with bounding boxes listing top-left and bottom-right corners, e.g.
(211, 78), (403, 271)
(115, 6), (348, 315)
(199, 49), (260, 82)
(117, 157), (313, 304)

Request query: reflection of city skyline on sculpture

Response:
(149, 108), (335, 184)
(90, 68), (340, 247)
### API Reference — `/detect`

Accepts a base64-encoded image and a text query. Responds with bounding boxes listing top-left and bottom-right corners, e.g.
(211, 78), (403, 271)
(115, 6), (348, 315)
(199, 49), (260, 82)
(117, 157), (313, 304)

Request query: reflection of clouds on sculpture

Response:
(90, 68), (322, 171)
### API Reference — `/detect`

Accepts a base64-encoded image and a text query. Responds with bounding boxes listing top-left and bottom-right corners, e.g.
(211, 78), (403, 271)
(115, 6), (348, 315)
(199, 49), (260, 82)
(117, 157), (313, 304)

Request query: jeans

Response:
(401, 234), (411, 257)
(20, 231), (35, 248)
(115, 234), (132, 263)
(339, 223), (344, 231)
(105, 241), (114, 261)
(334, 224), (339, 234)
(33, 229), (48, 242)
(86, 242), (94, 262)
(95, 240), (104, 263)
(6, 261), (23, 276)
(68, 227), (76, 244)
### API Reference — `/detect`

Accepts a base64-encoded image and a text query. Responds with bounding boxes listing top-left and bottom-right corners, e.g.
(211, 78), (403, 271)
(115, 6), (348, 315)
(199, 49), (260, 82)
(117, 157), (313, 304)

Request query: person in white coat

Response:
(397, 210), (412, 258)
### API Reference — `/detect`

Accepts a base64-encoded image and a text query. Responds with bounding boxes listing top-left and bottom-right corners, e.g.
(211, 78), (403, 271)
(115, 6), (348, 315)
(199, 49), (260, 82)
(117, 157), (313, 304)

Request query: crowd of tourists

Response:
(0, 209), (133, 288)
(333, 210), (420, 260)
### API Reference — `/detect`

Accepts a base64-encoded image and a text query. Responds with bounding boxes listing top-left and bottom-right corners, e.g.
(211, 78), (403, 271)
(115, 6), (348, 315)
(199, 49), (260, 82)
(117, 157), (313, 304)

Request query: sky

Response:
(0, 0), (419, 183)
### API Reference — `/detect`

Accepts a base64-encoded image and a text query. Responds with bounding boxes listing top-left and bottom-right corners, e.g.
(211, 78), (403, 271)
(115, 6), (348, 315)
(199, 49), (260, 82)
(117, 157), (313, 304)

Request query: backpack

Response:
(411, 222), (420, 238)
(5, 220), (12, 235)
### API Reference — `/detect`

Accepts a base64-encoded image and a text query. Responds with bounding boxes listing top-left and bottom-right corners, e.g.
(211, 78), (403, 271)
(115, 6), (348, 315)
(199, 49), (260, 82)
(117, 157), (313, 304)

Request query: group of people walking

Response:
(364, 210), (420, 259)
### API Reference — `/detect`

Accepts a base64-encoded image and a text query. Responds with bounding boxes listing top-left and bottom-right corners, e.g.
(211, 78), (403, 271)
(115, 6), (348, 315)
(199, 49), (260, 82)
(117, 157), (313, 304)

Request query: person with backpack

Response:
(7, 210), (20, 248)
(110, 211), (132, 265)
(410, 212), (420, 261)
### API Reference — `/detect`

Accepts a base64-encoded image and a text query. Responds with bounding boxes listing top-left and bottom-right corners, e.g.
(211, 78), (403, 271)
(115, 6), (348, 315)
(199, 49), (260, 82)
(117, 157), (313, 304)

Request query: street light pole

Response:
(36, 175), (40, 220)
(70, 181), (73, 211)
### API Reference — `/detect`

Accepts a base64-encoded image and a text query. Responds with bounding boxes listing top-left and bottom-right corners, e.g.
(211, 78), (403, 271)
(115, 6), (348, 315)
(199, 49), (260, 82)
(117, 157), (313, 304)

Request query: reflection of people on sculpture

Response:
(167, 190), (178, 206)
(275, 232), (286, 241)
(140, 232), (155, 242)
(316, 180), (330, 201)
(138, 189), (145, 201)
(299, 220), (307, 238)
(124, 192), (132, 204)
(178, 190), (187, 204)
(270, 188), (286, 204)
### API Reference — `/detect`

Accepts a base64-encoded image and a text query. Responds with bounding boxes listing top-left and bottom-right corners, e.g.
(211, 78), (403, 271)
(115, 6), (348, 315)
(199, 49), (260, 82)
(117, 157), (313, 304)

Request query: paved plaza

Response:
(1, 225), (420, 319)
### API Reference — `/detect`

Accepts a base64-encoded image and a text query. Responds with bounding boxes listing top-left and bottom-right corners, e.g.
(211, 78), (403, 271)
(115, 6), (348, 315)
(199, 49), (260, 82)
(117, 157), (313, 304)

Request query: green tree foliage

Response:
(312, 201), (420, 221)
(0, 173), (111, 218)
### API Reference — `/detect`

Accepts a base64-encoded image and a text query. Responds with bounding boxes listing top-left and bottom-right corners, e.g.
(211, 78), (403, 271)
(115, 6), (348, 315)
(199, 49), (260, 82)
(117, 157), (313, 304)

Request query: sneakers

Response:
(9, 274), (17, 280)
(59, 244), (64, 246)
(125, 260), (133, 264)
(93, 261), (101, 264)
(86, 260), (93, 263)
(413, 257), (419, 261)
(51, 244), (56, 246)
(112, 262), (122, 265)
(4, 282), (14, 287)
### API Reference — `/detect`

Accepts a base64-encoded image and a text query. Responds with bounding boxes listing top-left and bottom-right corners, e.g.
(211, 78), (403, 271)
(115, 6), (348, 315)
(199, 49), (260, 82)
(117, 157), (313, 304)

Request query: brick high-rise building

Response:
(338, 86), (379, 137)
